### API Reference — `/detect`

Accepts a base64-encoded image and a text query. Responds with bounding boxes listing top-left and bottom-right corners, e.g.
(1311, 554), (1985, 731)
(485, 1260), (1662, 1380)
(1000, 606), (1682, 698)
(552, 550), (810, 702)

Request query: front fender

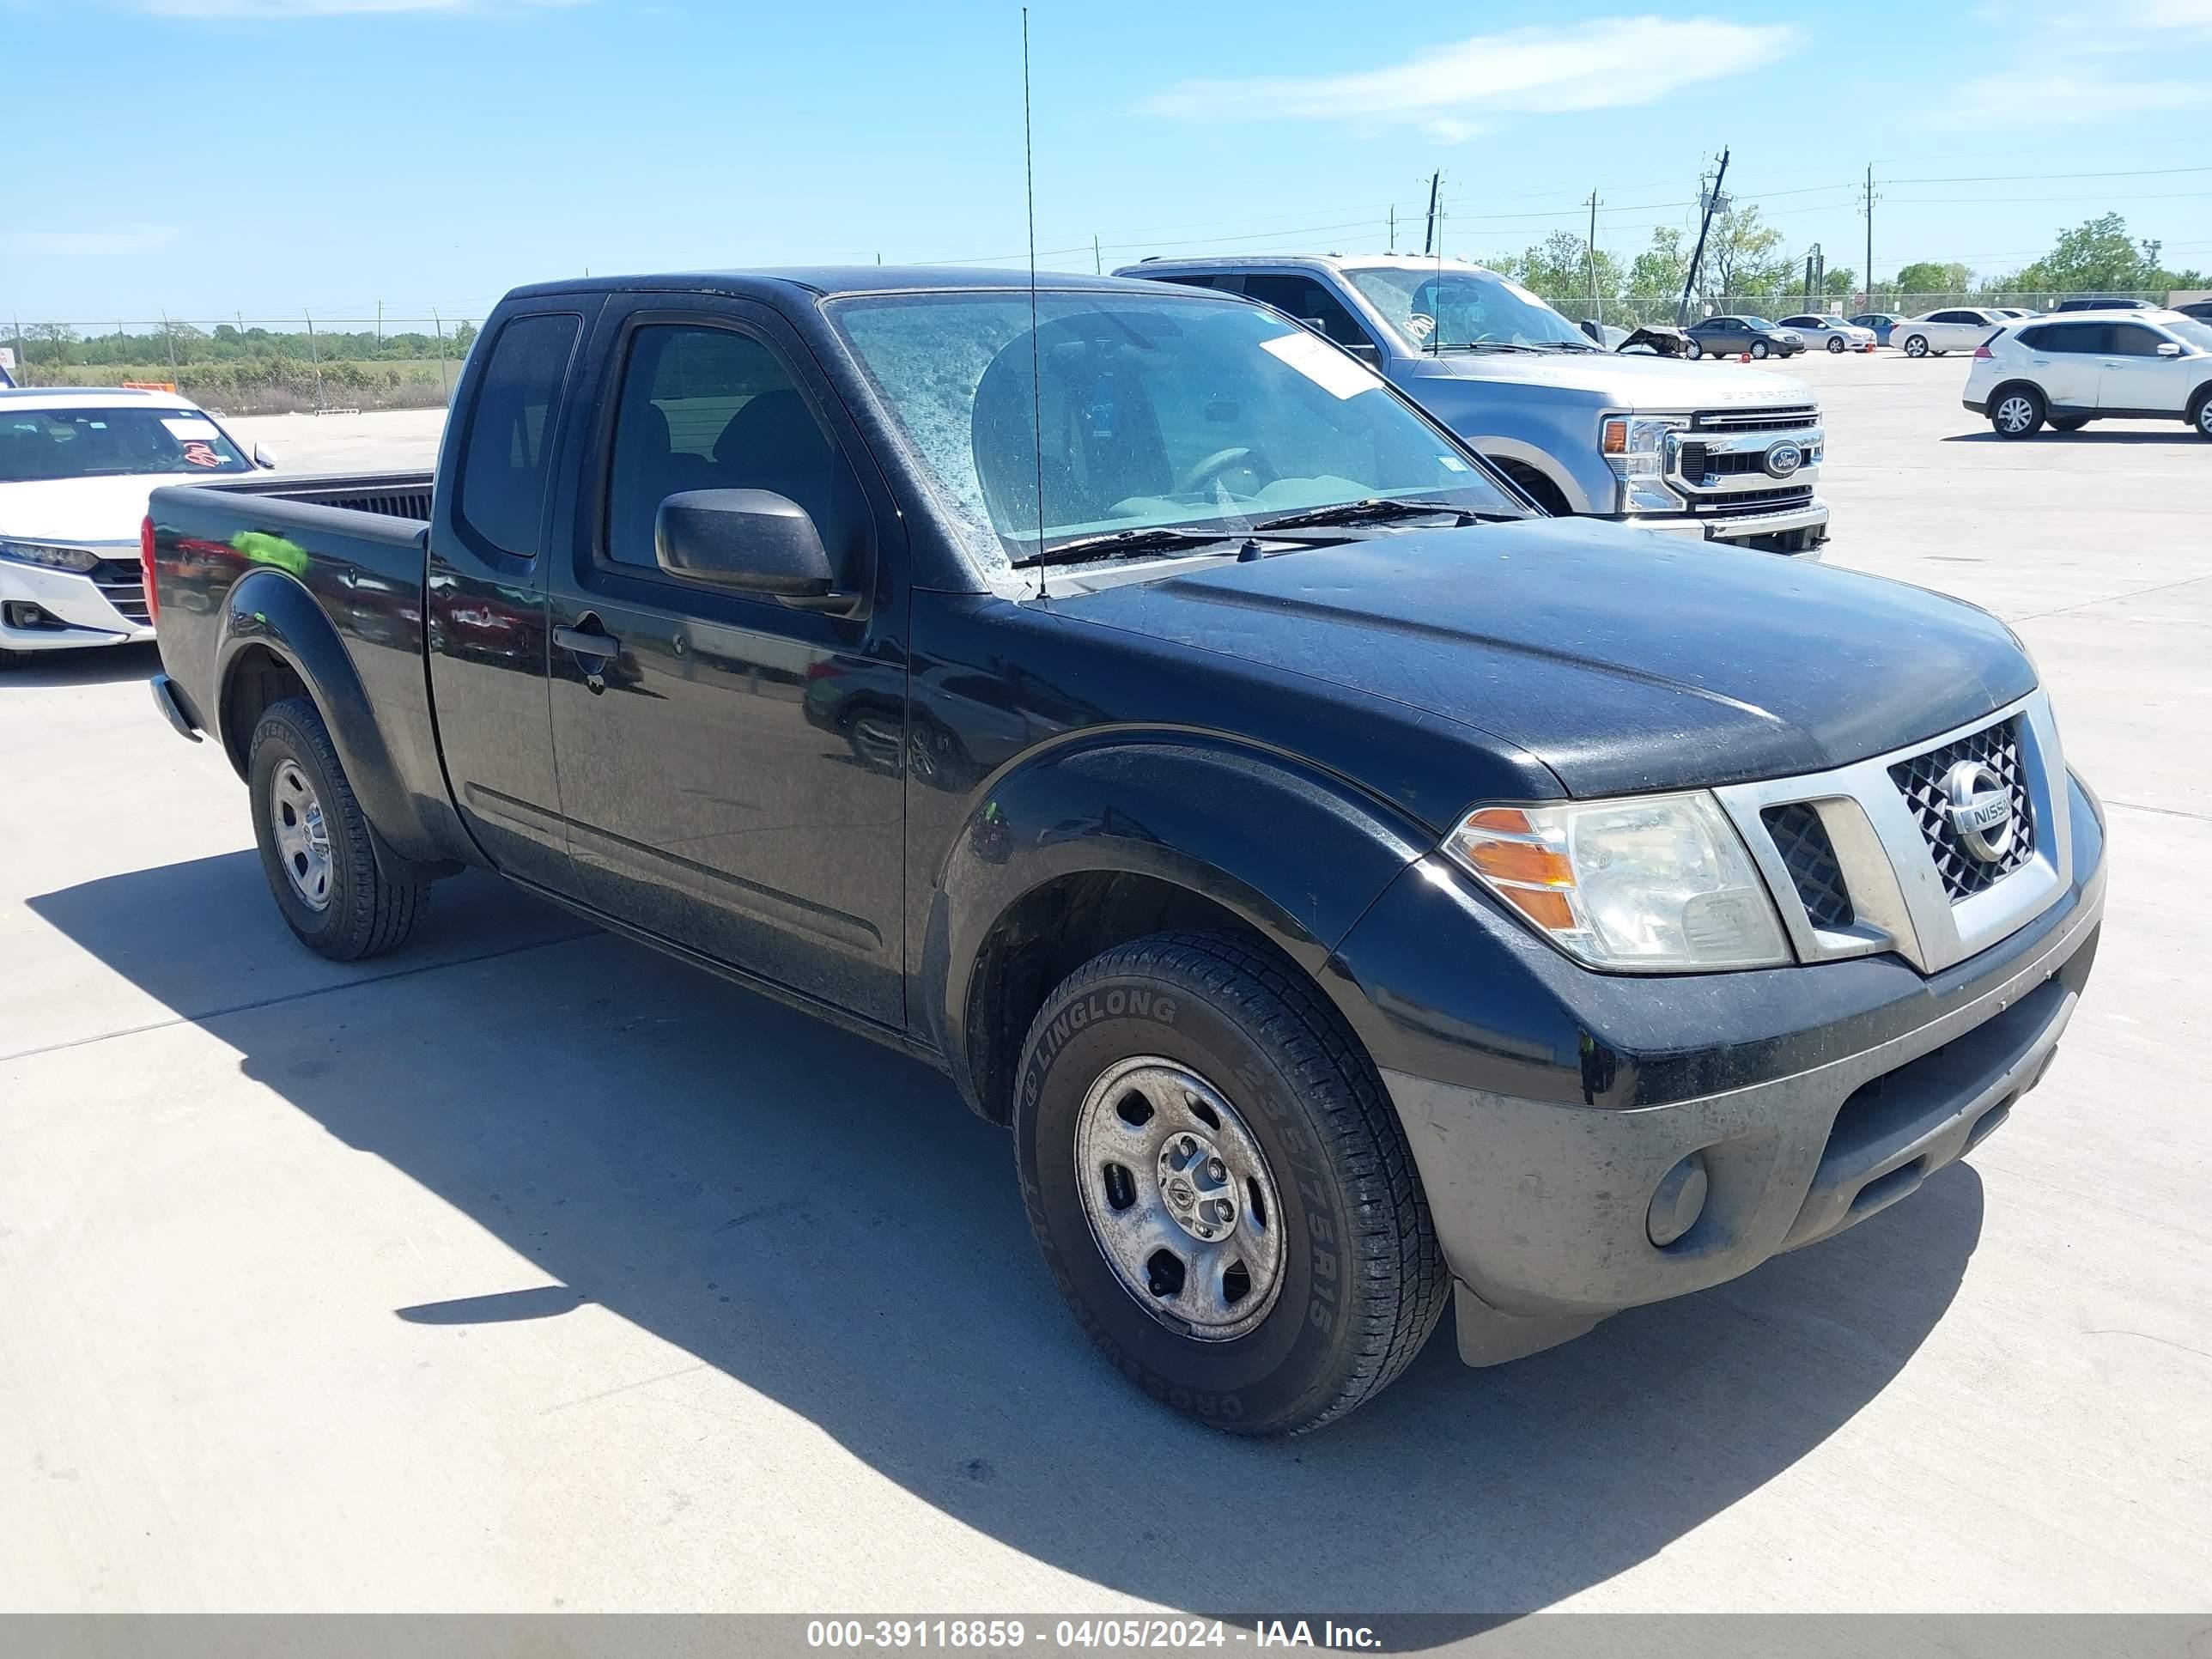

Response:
(923, 735), (1432, 1109)
(216, 568), (449, 870)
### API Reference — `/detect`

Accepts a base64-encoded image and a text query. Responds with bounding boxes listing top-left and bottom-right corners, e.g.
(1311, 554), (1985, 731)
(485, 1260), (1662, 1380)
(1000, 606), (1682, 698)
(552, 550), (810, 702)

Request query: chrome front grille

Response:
(1888, 717), (2036, 900)
(1692, 405), (1820, 434)
(1714, 691), (2071, 976)
(1761, 803), (1855, 928)
(90, 557), (149, 625)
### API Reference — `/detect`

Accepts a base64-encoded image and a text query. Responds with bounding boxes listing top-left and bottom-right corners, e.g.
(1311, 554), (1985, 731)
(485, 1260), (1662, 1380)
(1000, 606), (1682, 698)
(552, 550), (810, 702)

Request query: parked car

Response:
(1990, 307), (2037, 319)
(1891, 308), (2010, 358)
(1849, 313), (1899, 345)
(148, 267), (2104, 1434)
(1120, 254), (1827, 554)
(1965, 308), (2212, 439)
(0, 387), (275, 665)
(1577, 319), (1632, 349)
(2171, 299), (2212, 323)
(2054, 297), (2154, 313)
(1684, 315), (1806, 360)
(1777, 314), (1879, 353)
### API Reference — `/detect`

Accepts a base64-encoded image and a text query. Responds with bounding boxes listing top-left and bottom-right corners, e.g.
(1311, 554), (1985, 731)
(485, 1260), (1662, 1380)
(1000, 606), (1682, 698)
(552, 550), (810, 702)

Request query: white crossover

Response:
(0, 387), (274, 662)
(1964, 308), (2212, 439)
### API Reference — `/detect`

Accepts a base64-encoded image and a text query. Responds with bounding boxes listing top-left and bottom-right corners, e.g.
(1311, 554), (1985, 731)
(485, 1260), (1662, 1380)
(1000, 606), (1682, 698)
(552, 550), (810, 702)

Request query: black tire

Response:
(2191, 390), (2212, 441)
(248, 696), (427, 961)
(1685, 339), (1703, 359)
(1751, 340), (1770, 360)
(2049, 416), (2089, 433)
(1013, 932), (1448, 1436)
(1904, 334), (1930, 358)
(1990, 386), (2046, 439)
(1826, 336), (1846, 353)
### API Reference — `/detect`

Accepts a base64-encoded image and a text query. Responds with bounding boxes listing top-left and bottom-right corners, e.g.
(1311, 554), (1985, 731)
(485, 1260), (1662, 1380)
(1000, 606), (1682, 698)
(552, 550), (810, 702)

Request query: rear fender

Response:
(216, 568), (454, 881)
(922, 735), (1432, 1110)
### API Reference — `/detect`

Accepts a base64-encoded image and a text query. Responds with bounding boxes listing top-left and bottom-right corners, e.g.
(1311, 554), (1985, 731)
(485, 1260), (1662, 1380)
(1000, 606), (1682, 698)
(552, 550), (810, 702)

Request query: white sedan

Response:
(0, 387), (274, 665)
(1889, 307), (2010, 359)
(1777, 314), (1879, 354)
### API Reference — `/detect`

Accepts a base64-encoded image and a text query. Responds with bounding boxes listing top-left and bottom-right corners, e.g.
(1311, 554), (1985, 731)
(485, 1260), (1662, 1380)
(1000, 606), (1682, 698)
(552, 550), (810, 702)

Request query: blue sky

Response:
(4, 0), (2209, 329)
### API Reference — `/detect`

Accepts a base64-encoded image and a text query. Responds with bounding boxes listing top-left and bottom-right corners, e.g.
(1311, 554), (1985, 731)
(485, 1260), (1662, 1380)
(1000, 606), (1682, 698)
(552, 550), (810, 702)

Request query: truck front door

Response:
(425, 305), (597, 890)
(544, 301), (908, 1027)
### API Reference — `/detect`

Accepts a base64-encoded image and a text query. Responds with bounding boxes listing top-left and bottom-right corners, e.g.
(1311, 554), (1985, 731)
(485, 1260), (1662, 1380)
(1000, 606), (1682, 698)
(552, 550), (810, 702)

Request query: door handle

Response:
(555, 623), (621, 660)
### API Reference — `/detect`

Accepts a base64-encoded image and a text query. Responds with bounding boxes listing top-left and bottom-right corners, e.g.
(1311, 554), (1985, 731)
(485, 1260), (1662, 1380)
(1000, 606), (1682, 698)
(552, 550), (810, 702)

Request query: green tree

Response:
(1701, 204), (1791, 303)
(2010, 214), (2168, 294)
(1510, 228), (1626, 311)
(1627, 226), (1688, 301)
(1893, 261), (1975, 299)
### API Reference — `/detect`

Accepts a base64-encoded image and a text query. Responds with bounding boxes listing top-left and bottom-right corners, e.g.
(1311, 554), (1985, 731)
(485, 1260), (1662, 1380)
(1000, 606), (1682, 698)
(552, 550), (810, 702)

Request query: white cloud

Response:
(3, 228), (180, 257)
(1145, 17), (1800, 141)
(1937, 68), (2212, 126)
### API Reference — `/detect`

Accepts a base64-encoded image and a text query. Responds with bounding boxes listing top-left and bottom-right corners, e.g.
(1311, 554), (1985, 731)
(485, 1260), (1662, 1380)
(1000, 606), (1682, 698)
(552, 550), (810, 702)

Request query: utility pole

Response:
(305, 309), (323, 413)
(431, 307), (448, 398)
(1586, 190), (1602, 322)
(1388, 204), (1395, 253)
(375, 300), (383, 347)
(1861, 164), (1878, 307)
(1678, 147), (1729, 326)
(1094, 234), (1102, 275)
(1422, 171), (1442, 257)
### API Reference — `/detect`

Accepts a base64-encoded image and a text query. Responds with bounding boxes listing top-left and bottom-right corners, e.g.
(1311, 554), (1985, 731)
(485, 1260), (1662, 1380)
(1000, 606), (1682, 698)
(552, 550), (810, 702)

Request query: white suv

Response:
(1964, 310), (2212, 440)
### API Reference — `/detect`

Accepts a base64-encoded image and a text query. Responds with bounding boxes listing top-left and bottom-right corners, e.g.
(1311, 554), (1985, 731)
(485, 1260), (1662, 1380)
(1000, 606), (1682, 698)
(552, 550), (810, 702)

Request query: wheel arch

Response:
(924, 737), (1431, 1124)
(216, 569), (457, 880)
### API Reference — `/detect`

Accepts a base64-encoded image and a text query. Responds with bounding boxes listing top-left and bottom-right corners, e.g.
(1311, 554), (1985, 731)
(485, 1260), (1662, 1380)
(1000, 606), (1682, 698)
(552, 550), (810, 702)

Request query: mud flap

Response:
(1455, 1282), (1604, 1368)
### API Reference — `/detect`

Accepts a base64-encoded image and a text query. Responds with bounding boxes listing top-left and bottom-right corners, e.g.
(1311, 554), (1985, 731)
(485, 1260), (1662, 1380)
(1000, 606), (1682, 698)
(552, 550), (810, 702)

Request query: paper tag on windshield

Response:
(161, 417), (220, 441)
(1259, 331), (1377, 400)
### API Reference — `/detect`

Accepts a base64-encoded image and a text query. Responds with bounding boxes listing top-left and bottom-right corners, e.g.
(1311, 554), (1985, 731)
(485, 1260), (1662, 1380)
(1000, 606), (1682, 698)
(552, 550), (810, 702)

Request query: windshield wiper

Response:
(1011, 525), (1243, 569)
(1250, 498), (1479, 532)
(1428, 341), (1540, 354)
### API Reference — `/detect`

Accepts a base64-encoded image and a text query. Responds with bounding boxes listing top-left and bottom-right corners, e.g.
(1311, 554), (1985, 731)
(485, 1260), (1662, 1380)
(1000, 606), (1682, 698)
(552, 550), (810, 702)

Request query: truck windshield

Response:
(0, 404), (253, 483)
(1340, 265), (1595, 352)
(830, 289), (1521, 573)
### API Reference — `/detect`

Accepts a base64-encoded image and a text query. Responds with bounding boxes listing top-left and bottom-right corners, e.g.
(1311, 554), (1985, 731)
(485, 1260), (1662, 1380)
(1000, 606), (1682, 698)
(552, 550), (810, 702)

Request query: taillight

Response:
(1972, 344), (1995, 359)
(140, 515), (160, 627)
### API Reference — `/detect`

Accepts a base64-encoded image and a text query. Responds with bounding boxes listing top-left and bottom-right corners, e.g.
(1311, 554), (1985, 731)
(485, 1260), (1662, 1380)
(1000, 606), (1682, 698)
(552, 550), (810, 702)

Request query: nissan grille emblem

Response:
(1763, 441), (1805, 480)
(1942, 760), (2015, 862)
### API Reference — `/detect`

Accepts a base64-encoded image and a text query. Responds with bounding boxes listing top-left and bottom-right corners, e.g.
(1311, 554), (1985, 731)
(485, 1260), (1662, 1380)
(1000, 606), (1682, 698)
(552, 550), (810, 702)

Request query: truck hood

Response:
(0, 475), (171, 545)
(1397, 349), (1813, 409)
(1055, 519), (2033, 804)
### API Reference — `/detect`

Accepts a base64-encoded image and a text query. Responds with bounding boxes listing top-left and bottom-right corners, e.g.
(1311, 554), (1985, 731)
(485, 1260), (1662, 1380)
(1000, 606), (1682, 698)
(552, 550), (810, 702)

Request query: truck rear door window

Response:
(456, 312), (581, 559)
(1239, 275), (1376, 352)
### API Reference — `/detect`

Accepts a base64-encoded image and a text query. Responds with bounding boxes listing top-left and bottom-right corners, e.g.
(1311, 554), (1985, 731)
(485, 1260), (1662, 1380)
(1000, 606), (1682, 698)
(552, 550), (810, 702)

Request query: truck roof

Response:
(506, 266), (1159, 303)
(1113, 252), (1501, 277)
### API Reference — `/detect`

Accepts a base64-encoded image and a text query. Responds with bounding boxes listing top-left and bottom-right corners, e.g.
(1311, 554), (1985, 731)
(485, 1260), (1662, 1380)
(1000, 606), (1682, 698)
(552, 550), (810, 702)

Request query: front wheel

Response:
(248, 696), (427, 960)
(1904, 334), (1930, 358)
(1751, 341), (1770, 360)
(2050, 416), (2089, 433)
(1991, 387), (2046, 439)
(1826, 336), (1846, 353)
(2192, 392), (2212, 441)
(1685, 339), (1703, 359)
(1014, 933), (1448, 1435)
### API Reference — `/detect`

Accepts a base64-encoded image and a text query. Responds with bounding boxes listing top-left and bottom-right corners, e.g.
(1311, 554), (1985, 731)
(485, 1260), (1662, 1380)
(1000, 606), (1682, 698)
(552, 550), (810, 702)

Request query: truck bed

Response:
(183, 470), (436, 526)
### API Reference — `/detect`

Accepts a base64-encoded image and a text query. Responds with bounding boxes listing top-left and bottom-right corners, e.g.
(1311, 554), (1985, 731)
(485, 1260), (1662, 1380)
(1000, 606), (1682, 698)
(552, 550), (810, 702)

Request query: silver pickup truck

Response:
(1120, 253), (1830, 556)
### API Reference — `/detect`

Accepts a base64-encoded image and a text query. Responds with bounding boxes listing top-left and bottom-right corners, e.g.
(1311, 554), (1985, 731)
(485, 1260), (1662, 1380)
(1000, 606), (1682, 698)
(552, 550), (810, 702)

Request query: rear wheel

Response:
(1904, 334), (1930, 358)
(1990, 387), (2046, 439)
(248, 696), (427, 960)
(1013, 933), (1448, 1435)
(2050, 416), (2089, 433)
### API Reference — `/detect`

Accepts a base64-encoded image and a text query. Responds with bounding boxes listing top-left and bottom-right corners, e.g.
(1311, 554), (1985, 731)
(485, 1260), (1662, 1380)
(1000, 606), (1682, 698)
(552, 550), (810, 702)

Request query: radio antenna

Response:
(1023, 7), (1047, 603)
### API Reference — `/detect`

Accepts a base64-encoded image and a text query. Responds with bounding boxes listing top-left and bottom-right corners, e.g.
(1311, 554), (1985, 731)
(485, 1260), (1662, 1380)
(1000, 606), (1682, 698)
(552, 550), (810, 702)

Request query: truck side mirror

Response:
(654, 489), (852, 610)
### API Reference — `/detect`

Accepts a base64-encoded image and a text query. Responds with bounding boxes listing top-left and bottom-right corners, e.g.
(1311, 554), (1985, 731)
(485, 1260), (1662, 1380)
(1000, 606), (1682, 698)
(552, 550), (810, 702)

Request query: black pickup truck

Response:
(146, 269), (2106, 1435)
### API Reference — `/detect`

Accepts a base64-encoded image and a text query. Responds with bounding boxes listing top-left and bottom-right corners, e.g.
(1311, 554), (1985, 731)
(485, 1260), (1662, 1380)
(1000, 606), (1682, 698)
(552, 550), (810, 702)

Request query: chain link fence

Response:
(1540, 291), (2173, 327)
(3, 317), (481, 415)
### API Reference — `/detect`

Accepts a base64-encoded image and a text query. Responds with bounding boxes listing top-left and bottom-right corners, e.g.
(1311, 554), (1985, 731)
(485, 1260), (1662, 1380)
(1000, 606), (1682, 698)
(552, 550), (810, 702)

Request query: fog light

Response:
(1647, 1151), (1710, 1247)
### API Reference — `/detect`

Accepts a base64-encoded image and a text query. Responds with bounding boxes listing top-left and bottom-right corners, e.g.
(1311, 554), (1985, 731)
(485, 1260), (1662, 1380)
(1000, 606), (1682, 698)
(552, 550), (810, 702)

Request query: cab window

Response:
(1239, 275), (1377, 353)
(455, 313), (582, 559)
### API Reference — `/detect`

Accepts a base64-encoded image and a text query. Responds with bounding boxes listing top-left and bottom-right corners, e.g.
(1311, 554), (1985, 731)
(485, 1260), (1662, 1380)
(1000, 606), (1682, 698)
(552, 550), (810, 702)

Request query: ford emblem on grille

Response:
(1763, 441), (1805, 479)
(1942, 759), (2015, 862)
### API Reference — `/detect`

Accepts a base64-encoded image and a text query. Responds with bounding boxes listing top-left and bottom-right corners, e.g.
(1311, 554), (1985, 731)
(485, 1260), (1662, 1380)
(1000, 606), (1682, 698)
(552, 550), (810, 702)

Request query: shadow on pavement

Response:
(1, 641), (162, 690)
(30, 854), (1984, 1623)
(1942, 427), (2198, 444)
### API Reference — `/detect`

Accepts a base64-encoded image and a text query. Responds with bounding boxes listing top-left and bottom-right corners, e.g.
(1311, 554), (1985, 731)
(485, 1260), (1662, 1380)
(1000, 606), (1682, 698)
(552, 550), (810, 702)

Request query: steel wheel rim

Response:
(1996, 396), (2034, 434)
(2199, 404), (2212, 434)
(1753, 342), (1768, 358)
(270, 760), (333, 911)
(1073, 1054), (1287, 1342)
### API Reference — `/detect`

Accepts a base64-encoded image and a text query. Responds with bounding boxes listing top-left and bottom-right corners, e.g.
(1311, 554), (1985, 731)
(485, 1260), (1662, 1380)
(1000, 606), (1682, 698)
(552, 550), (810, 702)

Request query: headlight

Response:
(1442, 792), (1791, 972)
(0, 539), (102, 573)
(1600, 415), (1686, 513)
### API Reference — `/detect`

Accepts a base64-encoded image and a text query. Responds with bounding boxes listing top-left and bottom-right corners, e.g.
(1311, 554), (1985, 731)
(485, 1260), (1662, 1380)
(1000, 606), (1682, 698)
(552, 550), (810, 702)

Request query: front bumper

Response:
(1613, 492), (1830, 554)
(1347, 772), (2106, 1365)
(0, 556), (154, 652)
